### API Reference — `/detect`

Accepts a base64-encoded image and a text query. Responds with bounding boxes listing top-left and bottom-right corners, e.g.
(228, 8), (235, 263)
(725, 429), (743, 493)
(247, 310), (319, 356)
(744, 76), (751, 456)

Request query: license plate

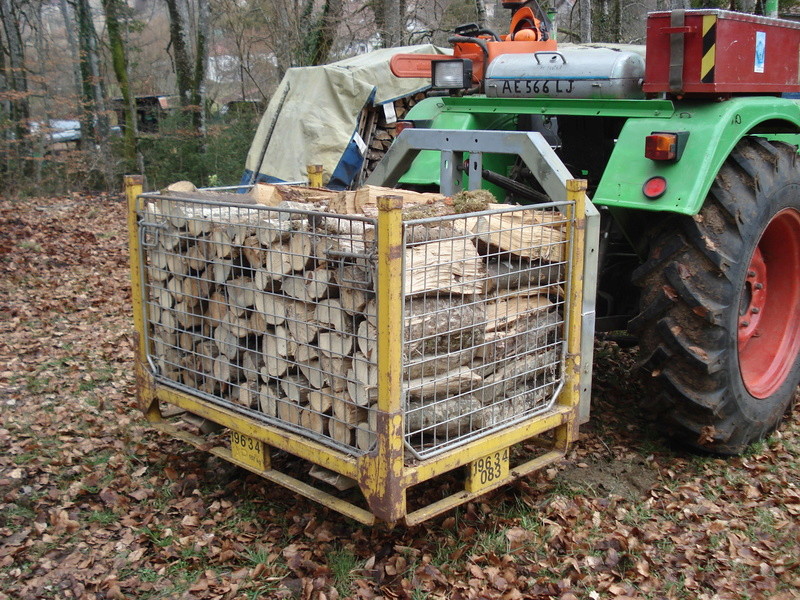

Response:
(466, 448), (510, 494)
(230, 431), (267, 471)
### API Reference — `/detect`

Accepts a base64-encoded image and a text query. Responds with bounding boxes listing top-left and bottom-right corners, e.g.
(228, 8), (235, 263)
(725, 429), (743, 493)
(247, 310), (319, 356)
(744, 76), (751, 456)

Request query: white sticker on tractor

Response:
(382, 101), (397, 124)
(755, 31), (766, 74)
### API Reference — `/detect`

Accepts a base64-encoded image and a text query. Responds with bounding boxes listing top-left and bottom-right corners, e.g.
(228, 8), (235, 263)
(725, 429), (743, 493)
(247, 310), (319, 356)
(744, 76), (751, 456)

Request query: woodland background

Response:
(2, 1), (800, 598)
(0, 0), (793, 195)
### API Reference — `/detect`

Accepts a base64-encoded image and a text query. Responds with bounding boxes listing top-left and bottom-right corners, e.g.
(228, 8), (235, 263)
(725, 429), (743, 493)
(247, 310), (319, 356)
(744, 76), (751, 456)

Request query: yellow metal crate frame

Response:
(125, 175), (588, 526)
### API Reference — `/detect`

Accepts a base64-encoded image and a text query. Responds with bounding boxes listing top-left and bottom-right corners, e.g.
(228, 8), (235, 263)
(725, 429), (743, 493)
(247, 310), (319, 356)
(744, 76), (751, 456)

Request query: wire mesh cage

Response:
(402, 207), (568, 458)
(138, 195), (380, 454)
(137, 193), (569, 460)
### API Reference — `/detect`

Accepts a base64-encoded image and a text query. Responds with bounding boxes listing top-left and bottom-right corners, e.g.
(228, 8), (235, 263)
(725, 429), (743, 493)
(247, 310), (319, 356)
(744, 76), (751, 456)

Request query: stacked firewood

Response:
(355, 92), (428, 186)
(143, 182), (567, 450)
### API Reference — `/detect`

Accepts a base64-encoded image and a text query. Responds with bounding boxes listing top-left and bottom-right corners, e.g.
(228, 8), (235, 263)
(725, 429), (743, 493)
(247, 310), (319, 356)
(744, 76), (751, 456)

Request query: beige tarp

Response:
(243, 45), (450, 188)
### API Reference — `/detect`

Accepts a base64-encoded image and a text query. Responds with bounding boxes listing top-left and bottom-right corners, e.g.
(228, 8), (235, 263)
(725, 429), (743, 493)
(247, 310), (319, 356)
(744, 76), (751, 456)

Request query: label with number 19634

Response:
(466, 448), (510, 493)
(230, 431), (267, 471)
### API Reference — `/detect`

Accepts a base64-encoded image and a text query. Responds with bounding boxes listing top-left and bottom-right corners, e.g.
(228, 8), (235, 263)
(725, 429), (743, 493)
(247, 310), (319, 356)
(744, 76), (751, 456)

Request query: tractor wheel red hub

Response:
(738, 208), (800, 398)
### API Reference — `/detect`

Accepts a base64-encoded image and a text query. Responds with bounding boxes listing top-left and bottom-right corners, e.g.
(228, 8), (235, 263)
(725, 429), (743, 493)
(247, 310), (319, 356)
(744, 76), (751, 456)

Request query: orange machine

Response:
(390, 0), (557, 86)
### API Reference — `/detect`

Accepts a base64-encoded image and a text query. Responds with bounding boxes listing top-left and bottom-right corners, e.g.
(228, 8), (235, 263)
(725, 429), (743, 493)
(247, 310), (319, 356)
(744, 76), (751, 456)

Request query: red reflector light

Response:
(643, 176), (668, 199)
(645, 133), (678, 161)
(395, 120), (414, 135)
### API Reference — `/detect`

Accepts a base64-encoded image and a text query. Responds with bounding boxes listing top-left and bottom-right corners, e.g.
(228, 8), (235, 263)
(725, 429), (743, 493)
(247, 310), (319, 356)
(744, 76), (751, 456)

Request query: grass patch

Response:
(327, 547), (360, 597)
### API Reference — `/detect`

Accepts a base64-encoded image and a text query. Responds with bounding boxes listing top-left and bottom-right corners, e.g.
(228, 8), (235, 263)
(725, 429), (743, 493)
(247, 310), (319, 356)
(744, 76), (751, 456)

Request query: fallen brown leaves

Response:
(1, 195), (799, 600)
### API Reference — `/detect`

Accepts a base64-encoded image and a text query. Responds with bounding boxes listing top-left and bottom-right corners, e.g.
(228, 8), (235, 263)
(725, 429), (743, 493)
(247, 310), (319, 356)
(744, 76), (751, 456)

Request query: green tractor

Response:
(371, 2), (800, 454)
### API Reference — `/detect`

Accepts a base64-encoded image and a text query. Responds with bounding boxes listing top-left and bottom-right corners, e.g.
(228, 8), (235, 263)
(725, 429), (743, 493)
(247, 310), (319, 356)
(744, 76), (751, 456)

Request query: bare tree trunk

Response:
(101, 0), (138, 166)
(192, 0), (209, 134)
(76, 0), (110, 146)
(165, 0), (194, 108)
(0, 0), (31, 174)
(306, 0), (344, 65)
(475, 0), (487, 29)
(372, 0), (404, 47)
(58, 0), (83, 117)
(579, 0), (592, 42)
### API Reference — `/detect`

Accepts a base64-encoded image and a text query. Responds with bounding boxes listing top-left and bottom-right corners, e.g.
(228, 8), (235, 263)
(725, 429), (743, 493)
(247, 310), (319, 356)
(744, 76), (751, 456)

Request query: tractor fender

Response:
(594, 96), (800, 215)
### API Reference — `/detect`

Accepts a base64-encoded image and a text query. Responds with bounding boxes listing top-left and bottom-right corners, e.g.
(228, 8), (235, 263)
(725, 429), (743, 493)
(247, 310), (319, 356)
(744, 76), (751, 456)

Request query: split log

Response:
(285, 301), (318, 345)
(237, 380), (260, 409)
(376, 297), (485, 362)
(212, 259), (232, 284)
(206, 291), (227, 322)
(477, 382), (551, 427)
(182, 274), (210, 308)
(173, 301), (204, 328)
(228, 277), (256, 315)
(294, 345), (327, 388)
(328, 419), (353, 446)
(337, 264), (372, 314)
(196, 340), (219, 374)
(253, 291), (288, 326)
(166, 276), (184, 304)
(308, 387), (333, 414)
(288, 229), (314, 271)
(213, 325), (240, 359)
(255, 218), (293, 246)
(300, 408), (326, 434)
(355, 421), (376, 451)
(277, 398), (302, 425)
(406, 394), (484, 438)
(477, 347), (560, 405)
(332, 395), (366, 425)
(211, 227), (234, 258)
(404, 366), (482, 401)
(153, 283), (174, 310)
(485, 259), (565, 294)
(281, 375), (311, 404)
(320, 355), (351, 393)
(242, 235), (266, 268)
(404, 239), (486, 296)
(242, 350), (264, 382)
(165, 250), (188, 277)
(261, 325), (291, 378)
(185, 241), (212, 272)
(314, 299), (352, 332)
(477, 307), (561, 373)
(264, 243), (293, 280)
(221, 310), (251, 338)
(258, 383), (280, 417)
(356, 320), (377, 360)
(473, 213), (566, 263)
(346, 368), (377, 407)
(317, 331), (353, 359)
(149, 250), (170, 281)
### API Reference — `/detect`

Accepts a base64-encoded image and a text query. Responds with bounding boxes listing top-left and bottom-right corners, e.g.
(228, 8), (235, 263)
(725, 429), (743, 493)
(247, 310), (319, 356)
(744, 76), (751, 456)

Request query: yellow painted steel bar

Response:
(155, 386), (359, 478)
(401, 406), (572, 487)
(149, 421), (376, 525)
(555, 179), (588, 448)
(306, 164), (324, 188)
(404, 449), (566, 526)
(358, 194), (406, 524)
(125, 175), (146, 361)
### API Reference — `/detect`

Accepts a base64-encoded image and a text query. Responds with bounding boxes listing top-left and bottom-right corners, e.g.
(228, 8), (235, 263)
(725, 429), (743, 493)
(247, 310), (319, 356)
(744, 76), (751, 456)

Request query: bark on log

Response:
(406, 394), (484, 437)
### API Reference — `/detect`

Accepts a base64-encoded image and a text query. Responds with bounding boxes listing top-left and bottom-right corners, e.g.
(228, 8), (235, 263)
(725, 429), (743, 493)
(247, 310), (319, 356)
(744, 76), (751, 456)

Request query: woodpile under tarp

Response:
(141, 182), (567, 454)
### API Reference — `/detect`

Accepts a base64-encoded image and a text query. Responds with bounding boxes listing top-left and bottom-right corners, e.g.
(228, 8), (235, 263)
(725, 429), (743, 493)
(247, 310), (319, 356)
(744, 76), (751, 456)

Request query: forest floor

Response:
(1, 194), (798, 600)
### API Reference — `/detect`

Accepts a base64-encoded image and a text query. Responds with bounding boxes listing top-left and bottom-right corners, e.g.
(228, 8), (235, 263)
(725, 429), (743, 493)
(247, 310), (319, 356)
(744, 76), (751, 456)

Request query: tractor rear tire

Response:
(630, 137), (800, 454)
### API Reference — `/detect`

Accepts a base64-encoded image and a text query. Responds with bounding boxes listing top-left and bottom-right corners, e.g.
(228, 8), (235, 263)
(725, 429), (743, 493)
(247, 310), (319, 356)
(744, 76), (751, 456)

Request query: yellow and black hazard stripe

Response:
(701, 14), (717, 84)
